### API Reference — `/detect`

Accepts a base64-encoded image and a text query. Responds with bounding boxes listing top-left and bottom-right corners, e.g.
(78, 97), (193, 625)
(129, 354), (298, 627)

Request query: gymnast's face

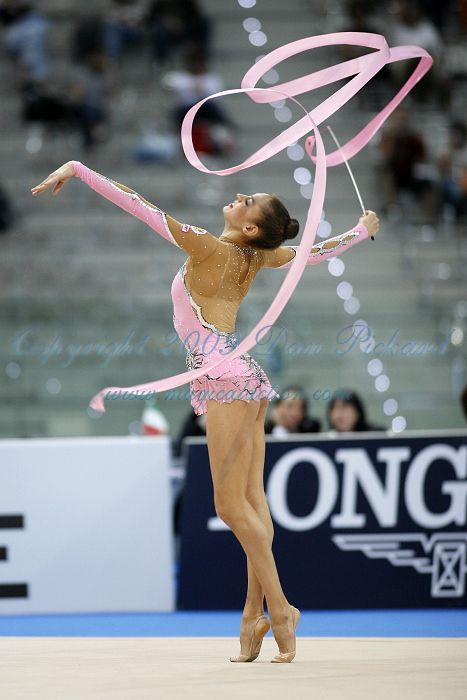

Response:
(223, 192), (272, 236)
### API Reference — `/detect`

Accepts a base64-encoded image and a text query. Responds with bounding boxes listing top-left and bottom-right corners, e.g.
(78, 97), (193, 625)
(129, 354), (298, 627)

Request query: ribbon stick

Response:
(326, 124), (373, 239)
(88, 32), (433, 414)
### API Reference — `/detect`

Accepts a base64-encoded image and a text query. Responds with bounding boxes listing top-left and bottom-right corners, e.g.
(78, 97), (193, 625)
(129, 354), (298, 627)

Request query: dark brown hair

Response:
(250, 194), (299, 250)
(271, 384), (308, 413)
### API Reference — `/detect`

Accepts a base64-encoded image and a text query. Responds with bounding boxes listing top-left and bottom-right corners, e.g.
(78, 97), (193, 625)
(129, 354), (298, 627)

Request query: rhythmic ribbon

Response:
(88, 32), (432, 414)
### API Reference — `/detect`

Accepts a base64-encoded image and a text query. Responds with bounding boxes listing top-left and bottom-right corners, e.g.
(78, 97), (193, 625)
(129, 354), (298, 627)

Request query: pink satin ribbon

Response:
(88, 32), (433, 413)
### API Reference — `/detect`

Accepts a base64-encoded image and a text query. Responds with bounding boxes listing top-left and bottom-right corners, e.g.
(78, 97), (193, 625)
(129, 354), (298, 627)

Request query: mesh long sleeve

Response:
(272, 222), (370, 269)
(71, 160), (182, 248)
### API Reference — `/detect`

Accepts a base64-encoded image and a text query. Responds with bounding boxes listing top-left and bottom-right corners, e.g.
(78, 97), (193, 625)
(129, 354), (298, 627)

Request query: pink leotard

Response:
(72, 160), (369, 414)
(172, 259), (280, 415)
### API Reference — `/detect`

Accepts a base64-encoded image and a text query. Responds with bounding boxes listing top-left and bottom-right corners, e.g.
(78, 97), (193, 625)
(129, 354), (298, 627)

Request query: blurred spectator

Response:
(341, 0), (378, 32)
(0, 181), (14, 234)
(101, 0), (145, 63)
(162, 47), (236, 155)
(418, 0), (455, 34)
(264, 385), (321, 435)
(460, 0), (467, 33)
(387, 0), (446, 105)
(460, 384), (467, 421)
(435, 119), (467, 220)
(389, 0), (443, 61)
(0, 0), (31, 28)
(0, 0), (50, 81)
(70, 12), (106, 65)
(338, 0), (382, 50)
(145, 0), (212, 67)
(20, 77), (76, 131)
(69, 47), (118, 151)
(326, 389), (386, 432)
(132, 126), (178, 163)
(173, 409), (206, 457)
(337, 1), (391, 109)
(376, 104), (437, 221)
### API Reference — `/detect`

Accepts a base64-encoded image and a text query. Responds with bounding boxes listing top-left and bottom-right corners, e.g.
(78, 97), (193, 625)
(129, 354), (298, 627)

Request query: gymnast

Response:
(31, 159), (380, 662)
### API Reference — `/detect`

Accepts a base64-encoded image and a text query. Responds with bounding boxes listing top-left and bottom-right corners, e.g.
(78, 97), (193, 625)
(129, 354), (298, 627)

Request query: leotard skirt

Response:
(171, 261), (280, 415)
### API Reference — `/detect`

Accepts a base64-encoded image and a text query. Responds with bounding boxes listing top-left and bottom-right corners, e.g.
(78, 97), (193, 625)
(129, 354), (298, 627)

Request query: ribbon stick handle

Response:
(326, 124), (374, 240)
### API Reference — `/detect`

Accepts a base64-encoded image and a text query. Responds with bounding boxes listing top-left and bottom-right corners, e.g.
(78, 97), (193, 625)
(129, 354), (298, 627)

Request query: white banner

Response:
(0, 436), (174, 614)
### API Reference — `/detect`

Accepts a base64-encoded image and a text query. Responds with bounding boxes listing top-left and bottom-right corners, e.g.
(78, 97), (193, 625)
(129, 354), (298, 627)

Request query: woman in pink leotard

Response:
(31, 160), (379, 663)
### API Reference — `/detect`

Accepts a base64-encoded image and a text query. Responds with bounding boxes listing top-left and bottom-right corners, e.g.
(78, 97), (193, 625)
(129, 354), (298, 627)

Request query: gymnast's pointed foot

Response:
(270, 604), (301, 663)
(230, 612), (270, 662)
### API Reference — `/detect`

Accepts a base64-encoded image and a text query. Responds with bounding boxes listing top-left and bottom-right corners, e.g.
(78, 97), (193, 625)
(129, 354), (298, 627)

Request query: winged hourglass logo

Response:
(332, 533), (467, 598)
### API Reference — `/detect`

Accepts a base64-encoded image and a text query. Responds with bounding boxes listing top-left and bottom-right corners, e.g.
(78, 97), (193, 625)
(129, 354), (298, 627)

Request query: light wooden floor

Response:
(0, 637), (466, 700)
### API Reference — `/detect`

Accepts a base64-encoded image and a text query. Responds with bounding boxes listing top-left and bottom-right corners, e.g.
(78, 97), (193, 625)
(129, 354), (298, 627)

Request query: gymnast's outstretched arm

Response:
(260, 222), (370, 269)
(31, 160), (220, 264)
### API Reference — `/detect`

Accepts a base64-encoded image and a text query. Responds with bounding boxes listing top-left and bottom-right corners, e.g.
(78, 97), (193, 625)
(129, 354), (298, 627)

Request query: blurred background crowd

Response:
(0, 0), (235, 155)
(0, 0), (466, 216)
(0, 0), (466, 220)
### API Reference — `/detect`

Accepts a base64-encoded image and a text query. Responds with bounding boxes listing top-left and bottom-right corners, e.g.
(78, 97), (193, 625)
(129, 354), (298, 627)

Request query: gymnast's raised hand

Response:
(30, 161), (76, 196)
(359, 209), (380, 238)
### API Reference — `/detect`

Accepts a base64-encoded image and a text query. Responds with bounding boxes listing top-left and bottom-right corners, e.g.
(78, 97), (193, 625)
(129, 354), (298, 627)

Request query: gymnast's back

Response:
(182, 239), (264, 333)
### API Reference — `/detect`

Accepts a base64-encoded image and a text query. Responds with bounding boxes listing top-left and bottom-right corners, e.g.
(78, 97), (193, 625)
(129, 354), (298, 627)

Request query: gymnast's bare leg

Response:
(244, 399), (274, 616)
(205, 397), (296, 656)
(240, 398), (276, 655)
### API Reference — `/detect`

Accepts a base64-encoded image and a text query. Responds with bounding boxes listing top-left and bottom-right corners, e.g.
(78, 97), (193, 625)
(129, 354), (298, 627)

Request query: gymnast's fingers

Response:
(31, 174), (58, 196)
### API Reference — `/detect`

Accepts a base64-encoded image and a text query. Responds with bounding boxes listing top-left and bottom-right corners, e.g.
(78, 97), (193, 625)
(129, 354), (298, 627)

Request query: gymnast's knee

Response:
(214, 493), (249, 526)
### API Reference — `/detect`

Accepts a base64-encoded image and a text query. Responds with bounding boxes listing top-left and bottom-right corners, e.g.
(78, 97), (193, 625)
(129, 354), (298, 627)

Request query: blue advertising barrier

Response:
(177, 430), (467, 610)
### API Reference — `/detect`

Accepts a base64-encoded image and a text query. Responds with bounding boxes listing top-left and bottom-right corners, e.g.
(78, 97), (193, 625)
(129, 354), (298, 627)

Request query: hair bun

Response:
(285, 218), (300, 240)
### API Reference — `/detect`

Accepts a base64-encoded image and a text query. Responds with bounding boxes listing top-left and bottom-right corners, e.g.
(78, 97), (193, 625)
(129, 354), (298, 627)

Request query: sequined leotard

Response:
(72, 161), (369, 415)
